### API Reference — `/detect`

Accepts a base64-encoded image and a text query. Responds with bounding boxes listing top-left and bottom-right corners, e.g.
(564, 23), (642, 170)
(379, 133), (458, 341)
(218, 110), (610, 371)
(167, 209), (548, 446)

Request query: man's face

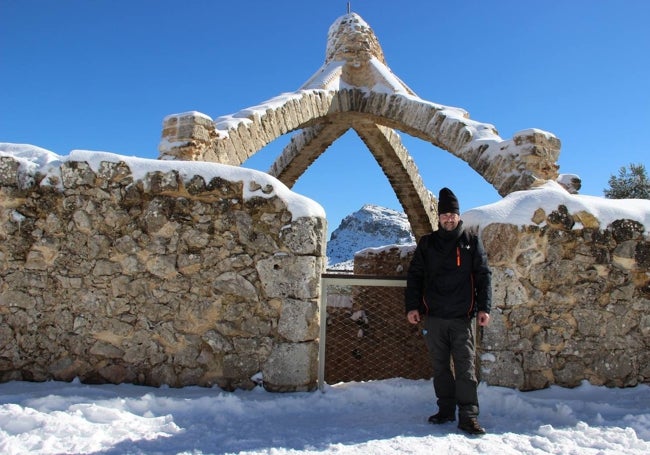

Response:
(439, 212), (460, 231)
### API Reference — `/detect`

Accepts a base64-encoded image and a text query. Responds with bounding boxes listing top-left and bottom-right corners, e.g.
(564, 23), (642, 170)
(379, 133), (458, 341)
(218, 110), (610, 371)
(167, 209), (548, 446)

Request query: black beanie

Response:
(438, 187), (460, 215)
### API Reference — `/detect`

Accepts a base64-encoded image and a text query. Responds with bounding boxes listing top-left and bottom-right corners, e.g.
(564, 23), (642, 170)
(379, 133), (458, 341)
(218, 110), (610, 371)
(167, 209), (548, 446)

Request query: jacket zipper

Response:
(466, 273), (475, 318)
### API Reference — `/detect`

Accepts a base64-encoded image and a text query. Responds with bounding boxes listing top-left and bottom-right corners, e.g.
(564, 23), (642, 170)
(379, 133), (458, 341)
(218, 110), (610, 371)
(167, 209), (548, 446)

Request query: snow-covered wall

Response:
(2, 144), (649, 391)
(353, 188), (650, 390)
(0, 145), (327, 392)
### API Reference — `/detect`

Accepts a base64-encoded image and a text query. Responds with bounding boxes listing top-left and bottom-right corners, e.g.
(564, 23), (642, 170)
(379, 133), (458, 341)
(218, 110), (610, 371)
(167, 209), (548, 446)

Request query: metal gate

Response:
(318, 274), (433, 390)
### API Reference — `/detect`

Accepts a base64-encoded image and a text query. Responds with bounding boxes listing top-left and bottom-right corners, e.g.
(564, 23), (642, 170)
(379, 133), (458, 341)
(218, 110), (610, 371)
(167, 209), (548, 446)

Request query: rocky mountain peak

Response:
(327, 204), (415, 269)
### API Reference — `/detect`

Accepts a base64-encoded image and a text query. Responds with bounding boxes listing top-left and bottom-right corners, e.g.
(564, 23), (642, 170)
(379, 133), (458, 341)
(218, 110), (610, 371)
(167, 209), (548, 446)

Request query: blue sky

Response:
(2, 0), (649, 235)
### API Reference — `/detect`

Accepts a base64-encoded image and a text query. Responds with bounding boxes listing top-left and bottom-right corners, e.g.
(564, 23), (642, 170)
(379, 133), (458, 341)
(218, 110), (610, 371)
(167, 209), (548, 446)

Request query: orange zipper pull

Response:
(456, 246), (461, 266)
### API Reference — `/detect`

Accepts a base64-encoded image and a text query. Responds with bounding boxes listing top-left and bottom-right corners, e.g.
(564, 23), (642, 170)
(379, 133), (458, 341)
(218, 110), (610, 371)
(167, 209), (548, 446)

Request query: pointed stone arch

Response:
(159, 13), (563, 240)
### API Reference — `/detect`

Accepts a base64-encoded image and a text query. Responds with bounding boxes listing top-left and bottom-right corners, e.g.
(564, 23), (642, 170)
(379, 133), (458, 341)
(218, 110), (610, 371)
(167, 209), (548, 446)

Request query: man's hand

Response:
(406, 310), (421, 325)
(477, 311), (490, 327)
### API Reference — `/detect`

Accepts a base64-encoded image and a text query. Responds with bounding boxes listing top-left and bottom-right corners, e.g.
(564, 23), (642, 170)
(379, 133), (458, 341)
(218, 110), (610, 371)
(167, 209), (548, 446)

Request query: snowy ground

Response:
(0, 377), (648, 454)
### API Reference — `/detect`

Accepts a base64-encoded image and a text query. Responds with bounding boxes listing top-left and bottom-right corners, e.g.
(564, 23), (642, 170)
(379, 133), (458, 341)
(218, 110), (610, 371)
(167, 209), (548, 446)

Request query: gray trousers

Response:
(423, 317), (479, 421)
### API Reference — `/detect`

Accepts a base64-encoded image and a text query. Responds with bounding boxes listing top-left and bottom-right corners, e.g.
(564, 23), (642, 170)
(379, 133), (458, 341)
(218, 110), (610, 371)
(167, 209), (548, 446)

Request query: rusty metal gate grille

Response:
(318, 274), (432, 390)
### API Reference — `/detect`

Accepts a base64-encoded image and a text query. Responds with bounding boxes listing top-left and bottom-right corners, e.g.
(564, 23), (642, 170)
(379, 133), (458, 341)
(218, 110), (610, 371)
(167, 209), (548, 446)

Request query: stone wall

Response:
(2, 150), (648, 392)
(0, 155), (326, 392)
(480, 214), (649, 390)
(353, 214), (649, 390)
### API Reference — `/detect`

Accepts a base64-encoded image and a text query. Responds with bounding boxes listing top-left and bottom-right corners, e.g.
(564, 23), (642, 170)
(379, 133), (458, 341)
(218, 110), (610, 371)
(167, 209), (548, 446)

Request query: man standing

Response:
(404, 187), (492, 435)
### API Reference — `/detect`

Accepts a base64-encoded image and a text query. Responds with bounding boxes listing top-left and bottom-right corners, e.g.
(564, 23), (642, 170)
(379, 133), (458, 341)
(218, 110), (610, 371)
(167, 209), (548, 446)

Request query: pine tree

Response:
(603, 163), (650, 199)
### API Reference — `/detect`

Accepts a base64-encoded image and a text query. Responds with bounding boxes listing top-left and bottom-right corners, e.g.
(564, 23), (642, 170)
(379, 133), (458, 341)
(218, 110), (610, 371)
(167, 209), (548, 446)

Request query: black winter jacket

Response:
(404, 221), (492, 319)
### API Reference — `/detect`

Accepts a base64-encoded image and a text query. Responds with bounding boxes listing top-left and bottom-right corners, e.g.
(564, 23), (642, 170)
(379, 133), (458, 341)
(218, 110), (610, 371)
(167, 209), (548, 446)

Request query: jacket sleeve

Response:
(404, 236), (427, 315)
(472, 234), (492, 314)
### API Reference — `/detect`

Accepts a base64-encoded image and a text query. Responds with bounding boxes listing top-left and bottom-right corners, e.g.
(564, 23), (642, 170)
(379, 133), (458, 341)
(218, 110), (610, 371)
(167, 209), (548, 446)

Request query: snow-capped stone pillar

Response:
(159, 111), (220, 162)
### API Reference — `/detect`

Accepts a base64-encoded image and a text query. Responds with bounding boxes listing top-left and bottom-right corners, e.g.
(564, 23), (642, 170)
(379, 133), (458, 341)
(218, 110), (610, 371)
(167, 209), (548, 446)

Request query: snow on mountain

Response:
(326, 204), (415, 269)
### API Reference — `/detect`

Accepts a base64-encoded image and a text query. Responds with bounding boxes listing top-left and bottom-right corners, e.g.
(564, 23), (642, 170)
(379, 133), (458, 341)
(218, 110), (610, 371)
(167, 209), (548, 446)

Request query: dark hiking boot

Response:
(428, 412), (455, 424)
(458, 417), (486, 435)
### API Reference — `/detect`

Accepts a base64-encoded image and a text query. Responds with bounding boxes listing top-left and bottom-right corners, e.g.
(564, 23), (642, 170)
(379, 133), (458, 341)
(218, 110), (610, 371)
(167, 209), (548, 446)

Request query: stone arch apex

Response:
(159, 11), (566, 239)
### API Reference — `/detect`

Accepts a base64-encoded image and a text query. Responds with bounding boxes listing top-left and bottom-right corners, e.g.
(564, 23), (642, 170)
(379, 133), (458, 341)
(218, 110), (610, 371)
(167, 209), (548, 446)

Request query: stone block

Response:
(479, 350), (524, 389)
(256, 255), (321, 299)
(262, 341), (318, 392)
(277, 298), (319, 342)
